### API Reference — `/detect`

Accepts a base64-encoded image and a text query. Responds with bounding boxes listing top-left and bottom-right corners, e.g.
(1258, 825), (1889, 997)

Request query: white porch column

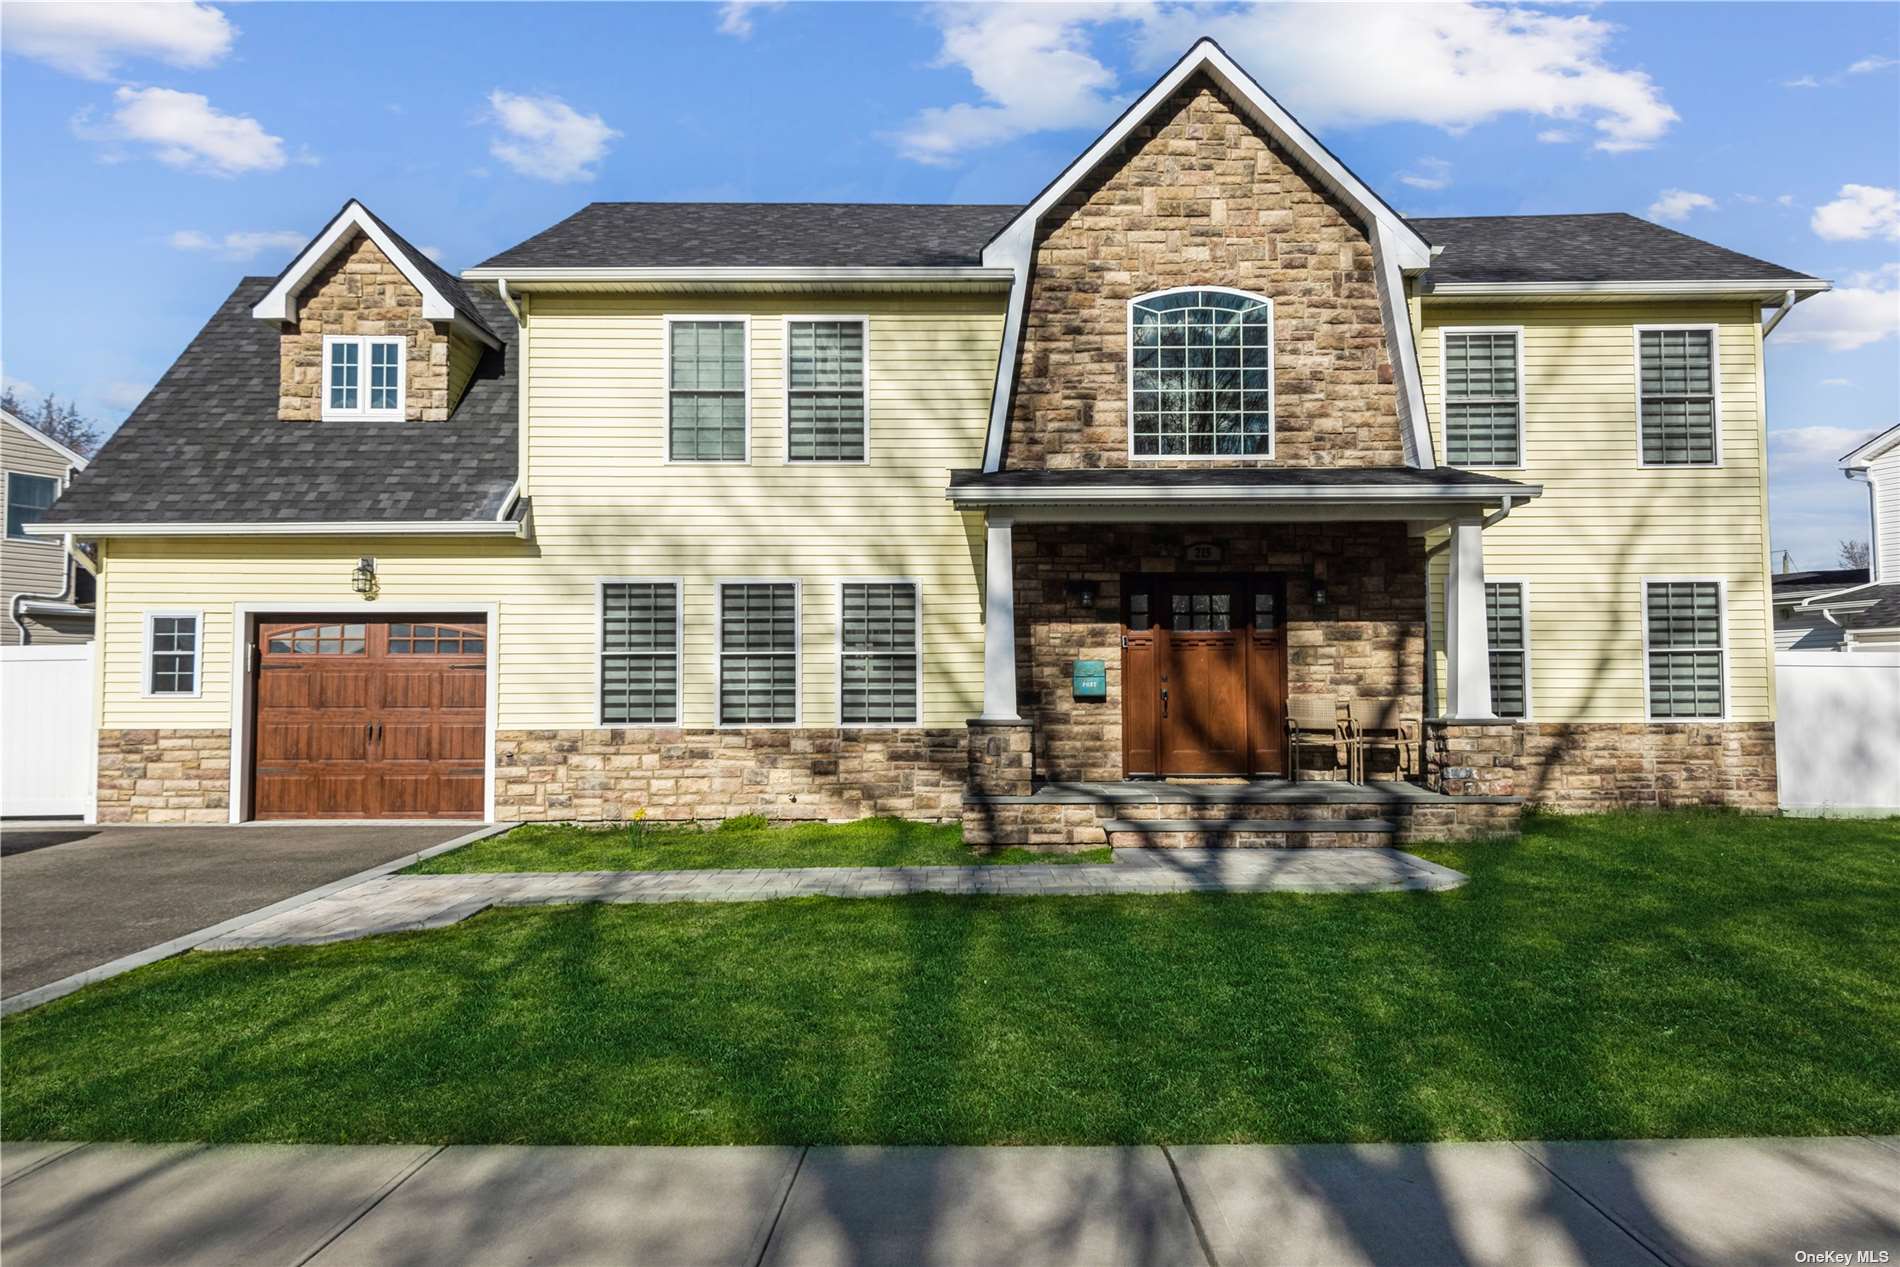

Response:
(1444, 518), (1495, 718)
(981, 515), (1021, 721)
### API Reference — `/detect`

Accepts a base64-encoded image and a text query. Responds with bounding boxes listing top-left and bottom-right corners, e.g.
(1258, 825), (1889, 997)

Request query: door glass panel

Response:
(389, 623), (483, 654)
(1170, 591), (1231, 632)
(1128, 591), (1151, 631)
(267, 623), (367, 654)
(1254, 590), (1278, 629)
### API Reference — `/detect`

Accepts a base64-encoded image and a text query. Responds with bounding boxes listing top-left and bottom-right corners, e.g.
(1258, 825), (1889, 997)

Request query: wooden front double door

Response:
(250, 616), (487, 819)
(1122, 575), (1288, 777)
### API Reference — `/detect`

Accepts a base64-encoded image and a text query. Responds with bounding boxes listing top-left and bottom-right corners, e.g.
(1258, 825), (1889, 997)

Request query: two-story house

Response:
(3, 406), (93, 645)
(32, 40), (1824, 840)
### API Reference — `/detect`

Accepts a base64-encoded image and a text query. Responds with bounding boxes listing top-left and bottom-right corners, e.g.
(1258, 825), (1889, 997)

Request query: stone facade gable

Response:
(1004, 74), (1405, 470)
(277, 232), (458, 422)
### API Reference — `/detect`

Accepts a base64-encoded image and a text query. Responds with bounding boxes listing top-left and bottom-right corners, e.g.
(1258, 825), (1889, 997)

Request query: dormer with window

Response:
(251, 200), (500, 423)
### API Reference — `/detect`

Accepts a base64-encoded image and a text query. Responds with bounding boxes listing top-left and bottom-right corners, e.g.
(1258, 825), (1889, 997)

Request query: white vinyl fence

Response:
(1775, 650), (1900, 814)
(0, 643), (96, 818)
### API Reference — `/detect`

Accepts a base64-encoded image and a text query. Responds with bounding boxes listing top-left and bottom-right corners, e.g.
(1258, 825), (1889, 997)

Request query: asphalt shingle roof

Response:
(42, 278), (517, 526)
(475, 203), (1815, 287)
(475, 203), (1022, 270)
(1807, 581), (1900, 632)
(1409, 213), (1817, 286)
(353, 203), (499, 343)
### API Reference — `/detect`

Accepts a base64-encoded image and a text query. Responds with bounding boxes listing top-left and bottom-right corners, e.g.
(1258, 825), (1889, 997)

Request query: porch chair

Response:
(1347, 698), (1419, 783)
(1285, 695), (1350, 784)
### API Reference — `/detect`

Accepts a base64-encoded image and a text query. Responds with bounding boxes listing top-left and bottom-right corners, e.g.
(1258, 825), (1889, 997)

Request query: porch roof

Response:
(946, 466), (1540, 523)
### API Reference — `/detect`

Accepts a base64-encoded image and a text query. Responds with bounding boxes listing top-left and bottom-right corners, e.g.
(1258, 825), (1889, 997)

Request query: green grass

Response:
(4, 811), (1896, 1146)
(406, 816), (1111, 873)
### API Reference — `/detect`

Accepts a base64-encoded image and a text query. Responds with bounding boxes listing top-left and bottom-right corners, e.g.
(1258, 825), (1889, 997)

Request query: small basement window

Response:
(322, 335), (405, 421)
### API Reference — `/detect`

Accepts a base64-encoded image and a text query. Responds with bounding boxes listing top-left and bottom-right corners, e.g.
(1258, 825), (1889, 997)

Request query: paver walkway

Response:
(199, 847), (1466, 949)
(3, 1136), (1895, 1265)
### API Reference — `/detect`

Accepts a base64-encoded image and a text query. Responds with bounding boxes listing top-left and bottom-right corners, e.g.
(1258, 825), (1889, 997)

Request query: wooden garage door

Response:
(251, 617), (486, 819)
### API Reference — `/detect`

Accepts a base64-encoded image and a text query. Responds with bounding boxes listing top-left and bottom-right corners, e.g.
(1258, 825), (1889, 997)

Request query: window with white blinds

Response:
(1444, 330), (1522, 466)
(669, 319), (747, 461)
(1638, 328), (1717, 465)
(1485, 582), (1528, 719)
(787, 319), (866, 461)
(601, 581), (679, 725)
(719, 582), (799, 725)
(1645, 581), (1725, 719)
(841, 582), (919, 725)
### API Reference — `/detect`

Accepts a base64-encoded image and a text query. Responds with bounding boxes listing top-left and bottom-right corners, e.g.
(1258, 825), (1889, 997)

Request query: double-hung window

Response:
(1637, 327), (1718, 465)
(1485, 582), (1529, 719)
(144, 611), (201, 697)
(719, 582), (798, 725)
(6, 472), (59, 540)
(600, 581), (680, 725)
(787, 319), (867, 461)
(1644, 581), (1725, 719)
(1130, 288), (1273, 457)
(322, 335), (404, 420)
(840, 582), (919, 725)
(1443, 329), (1522, 466)
(669, 318), (748, 461)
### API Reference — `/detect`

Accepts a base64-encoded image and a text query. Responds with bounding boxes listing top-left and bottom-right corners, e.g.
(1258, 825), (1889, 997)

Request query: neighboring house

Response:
(1772, 567), (1868, 650)
(31, 40), (1826, 835)
(2, 407), (93, 645)
(1784, 423), (1900, 650)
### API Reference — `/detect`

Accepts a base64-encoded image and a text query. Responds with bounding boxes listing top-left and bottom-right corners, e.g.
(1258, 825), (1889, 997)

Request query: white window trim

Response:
(320, 334), (406, 422)
(663, 314), (752, 464)
(6, 471), (62, 543)
(1438, 325), (1526, 471)
(1126, 286), (1276, 462)
(595, 577), (684, 728)
(142, 609), (204, 699)
(1632, 324), (1723, 469)
(1485, 576), (1533, 721)
(780, 314), (872, 465)
(715, 578), (801, 728)
(1640, 575), (1729, 723)
(836, 578), (924, 728)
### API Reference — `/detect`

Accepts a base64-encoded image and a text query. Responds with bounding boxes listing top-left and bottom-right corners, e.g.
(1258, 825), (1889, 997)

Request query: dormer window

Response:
(1130, 288), (1273, 458)
(323, 335), (405, 420)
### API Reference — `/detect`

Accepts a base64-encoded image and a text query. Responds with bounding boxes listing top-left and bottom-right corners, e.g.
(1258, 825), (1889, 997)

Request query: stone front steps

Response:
(1101, 817), (1399, 848)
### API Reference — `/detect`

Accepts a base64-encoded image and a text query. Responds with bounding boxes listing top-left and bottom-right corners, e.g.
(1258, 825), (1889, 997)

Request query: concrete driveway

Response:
(1, 822), (478, 998)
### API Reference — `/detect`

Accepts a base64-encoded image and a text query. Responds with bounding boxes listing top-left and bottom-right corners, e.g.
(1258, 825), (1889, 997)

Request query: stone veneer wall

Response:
(278, 233), (457, 422)
(1427, 719), (1777, 812)
(1015, 522), (1427, 783)
(97, 729), (231, 823)
(494, 728), (969, 823)
(1005, 72), (1402, 470)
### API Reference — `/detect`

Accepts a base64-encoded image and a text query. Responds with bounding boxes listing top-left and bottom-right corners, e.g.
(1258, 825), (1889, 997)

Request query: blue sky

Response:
(2, 1), (1896, 567)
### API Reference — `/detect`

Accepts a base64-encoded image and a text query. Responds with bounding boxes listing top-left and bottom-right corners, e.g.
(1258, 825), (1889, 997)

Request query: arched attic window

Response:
(1129, 287), (1274, 458)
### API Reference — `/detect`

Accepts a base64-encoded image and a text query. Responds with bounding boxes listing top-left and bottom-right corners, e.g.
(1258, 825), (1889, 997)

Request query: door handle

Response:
(1160, 687), (1169, 718)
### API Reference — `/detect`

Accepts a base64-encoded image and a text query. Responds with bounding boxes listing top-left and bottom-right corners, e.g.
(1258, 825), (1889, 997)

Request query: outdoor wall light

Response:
(1311, 579), (1329, 608)
(352, 556), (378, 598)
(1065, 579), (1099, 608)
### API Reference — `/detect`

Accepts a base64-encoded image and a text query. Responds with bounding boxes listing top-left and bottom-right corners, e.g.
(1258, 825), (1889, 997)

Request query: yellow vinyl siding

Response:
(446, 331), (484, 415)
(92, 292), (1002, 731)
(1420, 301), (1774, 722)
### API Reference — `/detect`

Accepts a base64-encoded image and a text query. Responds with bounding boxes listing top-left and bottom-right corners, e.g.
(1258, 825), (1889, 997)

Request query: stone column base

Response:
(966, 718), (1035, 797)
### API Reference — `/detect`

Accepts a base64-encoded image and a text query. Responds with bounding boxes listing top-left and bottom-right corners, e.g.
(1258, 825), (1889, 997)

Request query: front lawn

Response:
(4, 811), (1896, 1146)
(407, 816), (1111, 873)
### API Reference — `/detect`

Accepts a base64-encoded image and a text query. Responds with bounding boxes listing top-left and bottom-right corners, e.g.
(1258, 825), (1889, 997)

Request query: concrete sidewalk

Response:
(199, 847), (1467, 950)
(3, 1136), (1895, 1266)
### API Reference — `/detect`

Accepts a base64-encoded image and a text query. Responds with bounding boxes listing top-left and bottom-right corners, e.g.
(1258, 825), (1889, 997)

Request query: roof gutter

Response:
(22, 520), (527, 539)
(1426, 279), (1831, 299)
(460, 266), (1014, 287)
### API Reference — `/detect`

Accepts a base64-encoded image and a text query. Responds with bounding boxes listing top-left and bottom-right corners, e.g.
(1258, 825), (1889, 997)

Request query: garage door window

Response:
(389, 623), (484, 654)
(267, 623), (367, 655)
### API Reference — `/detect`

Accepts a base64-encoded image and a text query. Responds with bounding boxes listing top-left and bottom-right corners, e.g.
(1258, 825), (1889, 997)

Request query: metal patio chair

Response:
(1285, 695), (1350, 784)
(1347, 697), (1420, 783)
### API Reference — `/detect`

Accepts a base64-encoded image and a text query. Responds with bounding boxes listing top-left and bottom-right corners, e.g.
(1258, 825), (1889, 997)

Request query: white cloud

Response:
(1847, 55), (1898, 75)
(896, 4), (1680, 164)
(0, 1), (233, 80)
(891, 5), (1125, 164)
(418, 244), (445, 263)
(1398, 157), (1452, 191)
(1768, 425), (1880, 462)
(1822, 378), (1852, 387)
(100, 381), (152, 411)
(169, 227), (308, 260)
(1535, 128), (1574, 143)
(1777, 194), (1797, 208)
(485, 90), (618, 182)
(1778, 264), (1900, 352)
(716, 0), (784, 38)
(1782, 53), (1898, 89)
(82, 86), (287, 175)
(1648, 189), (1715, 223)
(1782, 75), (1820, 89)
(1810, 184), (1900, 242)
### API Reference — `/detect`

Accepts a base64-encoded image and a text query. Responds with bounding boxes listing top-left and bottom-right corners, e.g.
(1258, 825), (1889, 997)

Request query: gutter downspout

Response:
(1761, 288), (1800, 339)
(496, 278), (529, 521)
(9, 532), (83, 645)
